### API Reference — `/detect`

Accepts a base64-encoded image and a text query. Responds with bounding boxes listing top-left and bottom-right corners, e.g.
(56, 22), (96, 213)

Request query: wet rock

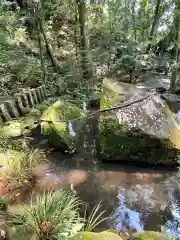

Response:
(132, 231), (165, 240)
(156, 87), (167, 94)
(41, 100), (86, 152)
(161, 93), (180, 113)
(161, 93), (180, 103)
(1, 121), (22, 137)
(99, 78), (180, 165)
(71, 232), (123, 240)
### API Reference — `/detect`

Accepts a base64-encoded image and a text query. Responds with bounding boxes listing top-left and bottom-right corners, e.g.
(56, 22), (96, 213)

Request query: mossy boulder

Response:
(99, 78), (180, 165)
(41, 100), (86, 152)
(132, 231), (166, 240)
(100, 77), (125, 109)
(1, 121), (22, 137)
(71, 231), (123, 240)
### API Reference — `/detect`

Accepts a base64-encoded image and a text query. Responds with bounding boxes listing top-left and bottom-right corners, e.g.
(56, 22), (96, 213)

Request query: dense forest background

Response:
(0, 0), (180, 97)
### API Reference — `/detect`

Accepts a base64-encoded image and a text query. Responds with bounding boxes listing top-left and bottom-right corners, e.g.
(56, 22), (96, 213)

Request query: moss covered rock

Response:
(0, 110), (40, 137)
(100, 77), (125, 109)
(132, 231), (165, 240)
(99, 78), (180, 165)
(1, 121), (22, 137)
(41, 100), (86, 151)
(71, 231), (123, 240)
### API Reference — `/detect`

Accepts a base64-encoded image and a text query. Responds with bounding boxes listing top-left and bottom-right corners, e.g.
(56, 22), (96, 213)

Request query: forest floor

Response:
(136, 72), (170, 90)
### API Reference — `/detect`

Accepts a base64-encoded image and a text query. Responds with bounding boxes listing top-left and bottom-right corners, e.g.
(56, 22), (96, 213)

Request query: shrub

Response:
(0, 147), (44, 186)
(17, 189), (83, 240)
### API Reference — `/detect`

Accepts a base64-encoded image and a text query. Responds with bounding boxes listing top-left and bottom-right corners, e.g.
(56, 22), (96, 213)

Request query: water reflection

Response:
(110, 193), (144, 232)
(165, 204), (180, 238)
(108, 178), (180, 238)
(34, 156), (180, 238)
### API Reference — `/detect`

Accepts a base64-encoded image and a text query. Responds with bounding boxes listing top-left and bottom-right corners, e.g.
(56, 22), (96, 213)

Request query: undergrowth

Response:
(15, 189), (83, 240)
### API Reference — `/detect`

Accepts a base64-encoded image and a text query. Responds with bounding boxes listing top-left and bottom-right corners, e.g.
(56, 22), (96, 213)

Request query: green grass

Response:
(0, 148), (44, 186)
(14, 189), (83, 240)
(84, 202), (107, 232)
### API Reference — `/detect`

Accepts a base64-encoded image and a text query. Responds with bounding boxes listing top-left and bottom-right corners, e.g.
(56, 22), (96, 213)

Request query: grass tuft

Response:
(84, 202), (107, 232)
(15, 189), (83, 240)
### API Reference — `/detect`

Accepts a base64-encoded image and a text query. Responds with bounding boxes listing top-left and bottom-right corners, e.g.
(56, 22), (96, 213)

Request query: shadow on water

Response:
(31, 110), (180, 238)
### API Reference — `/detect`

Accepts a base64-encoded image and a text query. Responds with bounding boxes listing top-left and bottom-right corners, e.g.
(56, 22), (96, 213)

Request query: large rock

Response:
(99, 78), (180, 165)
(161, 93), (180, 113)
(41, 100), (86, 152)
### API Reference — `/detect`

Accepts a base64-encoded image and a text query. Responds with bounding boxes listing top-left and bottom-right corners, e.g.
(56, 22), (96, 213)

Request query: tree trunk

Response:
(149, 0), (161, 38)
(38, 32), (46, 81)
(129, 70), (133, 83)
(146, 0), (161, 52)
(74, 0), (78, 56)
(77, 0), (92, 83)
(170, 0), (180, 91)
(15, 0), (24, 9)
(132, 0), (137, 41)
(39, 20), (60, 73)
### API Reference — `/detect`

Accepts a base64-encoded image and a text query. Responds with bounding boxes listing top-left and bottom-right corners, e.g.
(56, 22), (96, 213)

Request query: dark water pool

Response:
(32, 112), (180, 239)
(34, 139), (180, 239)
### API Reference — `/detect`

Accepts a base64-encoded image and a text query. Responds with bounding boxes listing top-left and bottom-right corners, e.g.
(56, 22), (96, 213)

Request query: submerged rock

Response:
(41, 100), (86, 152)
(99, 78), (180, 165)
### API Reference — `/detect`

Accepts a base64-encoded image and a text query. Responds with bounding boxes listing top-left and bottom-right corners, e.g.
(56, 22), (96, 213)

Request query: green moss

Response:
(20, 115), (39, 130)
(99, 112), (177, 165)
(132, 231), (165, 240)
(100, 79), (124, 109)
(41, 100), (86, 151)
(34, 97), (60, 113)
(1, 120), (22, 137)
(71, 231), (123, 240)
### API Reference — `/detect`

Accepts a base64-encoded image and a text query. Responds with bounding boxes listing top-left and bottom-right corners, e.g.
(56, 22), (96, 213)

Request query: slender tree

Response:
(76, 0), (93, 83)
(149, 0), (161, 38)
(170, 0), (180, 91)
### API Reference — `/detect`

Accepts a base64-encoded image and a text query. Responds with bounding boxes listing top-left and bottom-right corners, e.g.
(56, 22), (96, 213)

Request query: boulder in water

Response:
(41, 100), (86, 152)
(99, 78), (180, 165)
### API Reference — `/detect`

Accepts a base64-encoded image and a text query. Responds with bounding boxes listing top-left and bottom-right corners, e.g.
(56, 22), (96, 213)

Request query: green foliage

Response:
(0, 146), (43, 185)
(17, 189), (83, 240)
(0, 1), (44, 95)
(111, 39), (154, 73)
(84, 202), (107, 232)
(0, 196), (8, 211)
(0, 132), (23, 151)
